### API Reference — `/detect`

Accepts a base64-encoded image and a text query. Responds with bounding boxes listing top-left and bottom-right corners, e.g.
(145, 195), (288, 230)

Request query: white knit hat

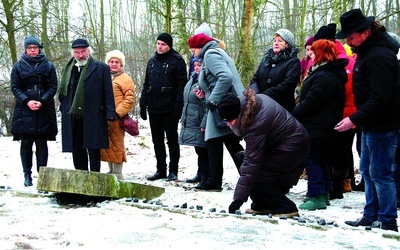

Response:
(194, 22), (212, 37)
(105, 49), (126, 66)
(274, 29), (294, 47)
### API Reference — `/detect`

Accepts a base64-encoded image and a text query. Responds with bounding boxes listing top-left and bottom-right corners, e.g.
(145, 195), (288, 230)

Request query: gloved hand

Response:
(140, 106), (147, 120)
(228, 200), (244, 214)
(206, 102), (216, 111)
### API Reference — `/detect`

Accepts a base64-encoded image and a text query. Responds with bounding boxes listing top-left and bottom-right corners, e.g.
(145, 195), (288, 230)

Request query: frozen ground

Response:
(1, 119), (399, 249)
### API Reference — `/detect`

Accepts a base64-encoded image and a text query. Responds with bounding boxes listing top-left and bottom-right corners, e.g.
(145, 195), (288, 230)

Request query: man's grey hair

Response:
(70, 46), (93, 57)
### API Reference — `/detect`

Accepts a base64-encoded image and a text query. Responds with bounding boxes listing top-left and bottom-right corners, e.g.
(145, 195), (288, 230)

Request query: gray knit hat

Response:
(194, 22), (212, 37)
(274, 29), (294, 47)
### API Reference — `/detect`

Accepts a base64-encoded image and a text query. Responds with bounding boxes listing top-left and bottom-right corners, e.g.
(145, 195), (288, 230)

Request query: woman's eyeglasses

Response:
(27, 46), (39, 50)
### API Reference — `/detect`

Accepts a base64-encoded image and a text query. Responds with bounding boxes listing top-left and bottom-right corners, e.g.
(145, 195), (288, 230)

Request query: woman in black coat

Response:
(10, 36), (58, 186)
(218, 88), (309, 217)
(249, 29), (301, 112)
(292, 39), (347, 211)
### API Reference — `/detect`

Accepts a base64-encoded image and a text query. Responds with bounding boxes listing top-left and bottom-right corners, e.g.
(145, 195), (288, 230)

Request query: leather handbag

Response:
(120, 113), (139, 136)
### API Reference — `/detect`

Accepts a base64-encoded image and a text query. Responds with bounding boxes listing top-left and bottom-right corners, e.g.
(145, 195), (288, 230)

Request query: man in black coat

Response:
(140, 33), (187, 181)
(58, 38), (116, 172)
(335, 9), (400, 232)
(218, 88), (309, 217)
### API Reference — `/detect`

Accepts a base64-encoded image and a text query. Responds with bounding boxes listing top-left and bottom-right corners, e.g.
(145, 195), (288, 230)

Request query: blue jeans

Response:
(304, 138), (331, 197)
(360, 131), (398, 225)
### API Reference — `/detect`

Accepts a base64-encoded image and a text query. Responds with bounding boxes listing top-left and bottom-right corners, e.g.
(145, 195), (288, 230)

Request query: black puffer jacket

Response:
(140, 49), (187, 115)
(10, 53), (58, 137)
(350, 27), (400, 132)
(292, 59), (347, 140)
(232, 94), (309, 203)
(249, 47), (301, 111)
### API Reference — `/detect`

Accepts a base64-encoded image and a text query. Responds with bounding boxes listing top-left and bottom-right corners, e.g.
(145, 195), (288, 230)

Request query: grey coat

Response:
(179, 76), (207, 147)
(197, 41), (245, 141)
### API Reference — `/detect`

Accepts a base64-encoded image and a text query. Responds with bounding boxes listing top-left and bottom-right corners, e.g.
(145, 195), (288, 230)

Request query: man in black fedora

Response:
(334, 8), (400, 232)
(58, 38), (116, 172)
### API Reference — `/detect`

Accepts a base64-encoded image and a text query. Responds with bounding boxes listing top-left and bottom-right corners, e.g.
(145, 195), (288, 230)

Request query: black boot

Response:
(21, 152), (33, 186)
(24, 172), (33, 186)
(186, 174), (201, 183)
(329, 179), (344, 200)
(353, 178), (365, 192)
(167, 165), (178, 181)
(147, 171), (167, 181)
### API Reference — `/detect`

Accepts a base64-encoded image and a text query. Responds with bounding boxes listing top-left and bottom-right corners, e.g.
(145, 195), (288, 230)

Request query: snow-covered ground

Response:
(1, 118), (399, 249)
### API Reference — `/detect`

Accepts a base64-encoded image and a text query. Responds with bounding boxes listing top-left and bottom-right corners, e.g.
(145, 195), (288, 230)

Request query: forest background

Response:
(0, 0), (399, 136)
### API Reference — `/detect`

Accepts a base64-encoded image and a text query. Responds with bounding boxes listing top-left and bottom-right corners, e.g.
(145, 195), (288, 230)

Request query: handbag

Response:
(120, 113), (139, 136)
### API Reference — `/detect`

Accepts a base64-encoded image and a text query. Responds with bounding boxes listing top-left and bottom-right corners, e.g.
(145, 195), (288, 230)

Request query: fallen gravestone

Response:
(36, 167), (165, 200)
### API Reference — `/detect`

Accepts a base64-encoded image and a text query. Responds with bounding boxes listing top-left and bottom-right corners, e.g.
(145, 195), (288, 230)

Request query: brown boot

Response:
(342, 179), (352, 192)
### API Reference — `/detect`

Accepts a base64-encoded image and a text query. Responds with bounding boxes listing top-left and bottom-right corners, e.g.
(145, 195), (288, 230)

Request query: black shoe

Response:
(345, 216), (375, 227)
(147, 172), (166, 181)
(371, 221), (398, 232)
(166, 172), (178, 181)
(186, 174), (201, 183)
(195, 182), (222, 191)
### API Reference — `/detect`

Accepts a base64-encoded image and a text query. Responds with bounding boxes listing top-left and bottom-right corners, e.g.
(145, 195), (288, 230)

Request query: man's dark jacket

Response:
(140, 49), (187, 117)
(350, 27), (400, 132)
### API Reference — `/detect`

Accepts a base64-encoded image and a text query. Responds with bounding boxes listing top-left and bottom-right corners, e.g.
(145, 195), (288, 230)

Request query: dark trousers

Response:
(206, 133), (244, 186)
(395, 133), (400, 201)
(149, 112), (180, 174)
(327, 129), (356, 189)
(194, 146), (209, 177)
(250, 182), (298, 214)
(72, 118), (100, 172)
(20, 139), (48, 173)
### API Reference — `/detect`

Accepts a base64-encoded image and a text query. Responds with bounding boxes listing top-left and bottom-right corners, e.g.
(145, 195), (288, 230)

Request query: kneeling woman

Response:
(218, 88), (309, 217)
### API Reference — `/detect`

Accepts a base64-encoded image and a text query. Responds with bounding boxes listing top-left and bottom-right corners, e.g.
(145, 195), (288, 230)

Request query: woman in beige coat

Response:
(101, 50), (135, 177)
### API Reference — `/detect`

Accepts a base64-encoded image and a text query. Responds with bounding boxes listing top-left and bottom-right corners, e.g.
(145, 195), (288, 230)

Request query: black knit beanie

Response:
(314, 23), (337, 41)
(24, 35), (43, 49)
(217, 93), (241, 121)
(157, 33), (173, 48)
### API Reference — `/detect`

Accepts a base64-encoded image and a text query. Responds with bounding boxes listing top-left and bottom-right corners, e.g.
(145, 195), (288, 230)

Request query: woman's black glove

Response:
(206, 102), (216, 111)
(228, 200), (244, 214)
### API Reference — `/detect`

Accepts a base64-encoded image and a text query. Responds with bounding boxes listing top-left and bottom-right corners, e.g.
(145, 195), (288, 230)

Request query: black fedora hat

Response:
(336, 9), (375, 39)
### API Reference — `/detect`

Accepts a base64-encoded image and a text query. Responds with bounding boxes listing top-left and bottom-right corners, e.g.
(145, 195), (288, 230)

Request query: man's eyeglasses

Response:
(27, 46), (39, 50)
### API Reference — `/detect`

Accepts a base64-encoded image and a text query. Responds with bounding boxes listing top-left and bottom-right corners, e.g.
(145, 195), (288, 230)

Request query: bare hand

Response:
(334, 117), (355, 132)
(194, 89), (205, 99)
(27, 100), (41, 111)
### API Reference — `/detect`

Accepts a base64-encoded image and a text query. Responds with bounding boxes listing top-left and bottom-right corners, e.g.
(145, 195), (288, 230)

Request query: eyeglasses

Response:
(27, 46), (39, 50)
